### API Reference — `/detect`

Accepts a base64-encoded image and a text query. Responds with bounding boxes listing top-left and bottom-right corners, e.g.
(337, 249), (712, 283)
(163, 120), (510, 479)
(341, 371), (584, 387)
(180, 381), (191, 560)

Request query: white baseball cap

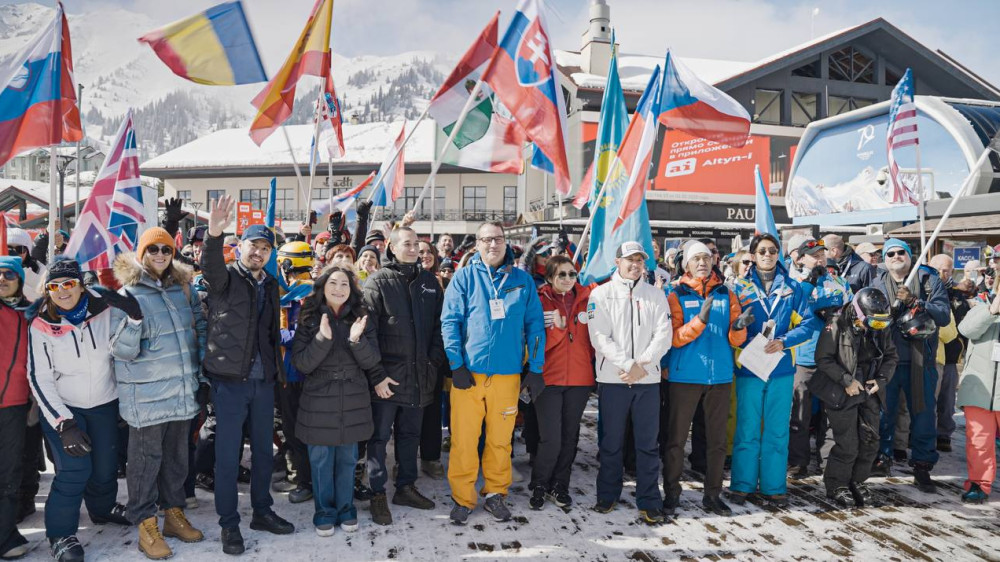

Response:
(616, 241), (648, 260)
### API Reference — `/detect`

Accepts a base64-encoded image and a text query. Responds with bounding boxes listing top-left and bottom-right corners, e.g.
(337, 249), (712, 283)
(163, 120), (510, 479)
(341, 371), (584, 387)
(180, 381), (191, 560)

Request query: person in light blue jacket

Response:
(729, 234), (820, 507)
(106, 227), (208, 558)
(440, 221), (545, 526)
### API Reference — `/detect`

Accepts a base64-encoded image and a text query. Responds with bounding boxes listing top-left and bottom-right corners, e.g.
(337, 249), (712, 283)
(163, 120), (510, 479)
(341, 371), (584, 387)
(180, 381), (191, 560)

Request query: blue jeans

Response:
(731, 375), (793, 496)
(596, 384), (662, 511)
(879, 363), (939, 466)
(211, 379), (275, 529)
(368, 402), (421, 494)
(308, 444), (357, 526)
(40, 400), (120, 538)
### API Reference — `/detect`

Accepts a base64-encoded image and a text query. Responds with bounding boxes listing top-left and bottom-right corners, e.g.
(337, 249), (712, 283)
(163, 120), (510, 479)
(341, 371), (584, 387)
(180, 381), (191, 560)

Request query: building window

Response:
(791, 92), (817, 126)
(791, 58), (820, 78)
(275, 188), (293, 212)
(828, 95), (876, 116)
(394, 187), (421, 216)
(504, 186), (517, 216)
(177, 190), (192, 202)
(828, 46), (875, 84)
(753, 89), (781, 124)
(463, 186), (486, 215)
(207, 189), (225, 205)
(312, 188), (330, 201)
(240, 189), (267, 209)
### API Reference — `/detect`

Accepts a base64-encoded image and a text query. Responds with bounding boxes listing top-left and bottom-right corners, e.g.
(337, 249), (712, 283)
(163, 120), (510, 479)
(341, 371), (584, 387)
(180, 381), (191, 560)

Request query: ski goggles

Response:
(46, 279), (81, 292)
(853, 298), (891, 330)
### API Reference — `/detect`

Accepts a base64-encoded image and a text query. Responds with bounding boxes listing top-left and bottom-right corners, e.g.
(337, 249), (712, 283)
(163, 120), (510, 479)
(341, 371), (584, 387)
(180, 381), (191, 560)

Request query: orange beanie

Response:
(136, 227), (176, 259)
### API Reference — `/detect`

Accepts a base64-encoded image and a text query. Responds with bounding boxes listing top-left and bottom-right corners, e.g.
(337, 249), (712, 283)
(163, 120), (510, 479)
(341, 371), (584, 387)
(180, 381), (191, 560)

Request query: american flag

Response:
(886, 68), (920, 205)
(65, 111), (151, 270)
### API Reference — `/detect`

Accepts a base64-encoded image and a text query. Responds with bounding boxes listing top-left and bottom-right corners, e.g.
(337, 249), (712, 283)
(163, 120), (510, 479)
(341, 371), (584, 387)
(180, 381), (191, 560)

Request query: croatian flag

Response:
(753, 164), (781, 254)
(370, 123), (406, 207)
(66, 112), (148, 270)
(483, 0), (571, 194)
(659, 50), (751, 148)
(0, 1), (82, 167)
(886, 68), (920, 205)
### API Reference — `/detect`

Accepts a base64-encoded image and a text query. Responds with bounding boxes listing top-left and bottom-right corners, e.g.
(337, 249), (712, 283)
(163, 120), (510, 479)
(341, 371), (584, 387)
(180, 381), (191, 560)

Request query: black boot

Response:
(49, 536), (85, 562)
(913, 462), (937, 494)
(827, 487), (854, 509)
(90, 502), (130, 526)
(250, 510), (294, 535)
(354, 464), (372, 502)
(221, 527), (245, 556)
(849, 482), (879, 507)
(870, 455), (892, 477)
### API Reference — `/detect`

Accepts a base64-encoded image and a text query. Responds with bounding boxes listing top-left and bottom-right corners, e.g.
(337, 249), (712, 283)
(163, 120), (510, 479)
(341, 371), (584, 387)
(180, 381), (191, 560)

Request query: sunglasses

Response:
(0, 270), (18, 281)
(46, 279), (81, 292)
(145, 244), (173, 256)
(884, 250), (907, 258)
(741, 259), (753, 266)
(6, 246), (26, 255)
(555, 271), (578, 280)
(799, 239), (825, 250)
(756, 248), (779, 256)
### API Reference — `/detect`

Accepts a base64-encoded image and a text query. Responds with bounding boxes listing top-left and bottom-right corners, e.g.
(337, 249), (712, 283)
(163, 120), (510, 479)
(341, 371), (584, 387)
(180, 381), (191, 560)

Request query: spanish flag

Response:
(138, 1), (266, 86)
(249, 0), (334, 146)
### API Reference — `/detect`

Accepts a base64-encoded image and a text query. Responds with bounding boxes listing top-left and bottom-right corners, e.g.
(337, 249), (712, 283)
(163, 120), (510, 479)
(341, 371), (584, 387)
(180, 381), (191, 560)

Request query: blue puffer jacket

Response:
(732, 262), (819, 379)
(665, 273), (747, 385)
(442, 247), (545, 375)
(109, 255), (207, 428)
(795, 272), (852, 367)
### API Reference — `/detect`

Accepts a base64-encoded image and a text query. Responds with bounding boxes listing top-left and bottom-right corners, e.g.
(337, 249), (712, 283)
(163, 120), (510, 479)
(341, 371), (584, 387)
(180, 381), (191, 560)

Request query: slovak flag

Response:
(0, 1), (82, 167)
(66, 111), (150, 271)
(659, 50), (751, 149)
(370, 123), (406, 207)
(483, 0), (570, 195)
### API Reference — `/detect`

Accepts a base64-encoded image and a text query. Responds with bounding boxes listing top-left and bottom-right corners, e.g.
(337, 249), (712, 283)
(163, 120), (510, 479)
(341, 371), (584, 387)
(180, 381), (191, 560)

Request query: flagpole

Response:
(306, 93), (324, 212)
(366, 106), (430, 203)
(914, 143), (927, 266)
(430, 125), (437, 238)
(543, 172), (549, 223)
(572, 177), (613, 263)
(412, 79), (486, 210)
(280, 126), (308, 206)
(905, 144), (993, 287)
(48, 151), (57, 259)
(75, 83), (83, 224)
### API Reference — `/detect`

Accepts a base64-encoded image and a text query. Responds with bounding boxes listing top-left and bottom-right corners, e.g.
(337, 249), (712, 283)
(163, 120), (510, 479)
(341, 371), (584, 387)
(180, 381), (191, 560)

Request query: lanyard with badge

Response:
(488, 267), (510, 320)
(756, 283), (785, 341)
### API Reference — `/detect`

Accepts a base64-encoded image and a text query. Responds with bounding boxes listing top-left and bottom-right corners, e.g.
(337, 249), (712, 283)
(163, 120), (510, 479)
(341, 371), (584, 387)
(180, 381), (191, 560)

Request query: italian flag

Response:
(428, 13), (525, 174)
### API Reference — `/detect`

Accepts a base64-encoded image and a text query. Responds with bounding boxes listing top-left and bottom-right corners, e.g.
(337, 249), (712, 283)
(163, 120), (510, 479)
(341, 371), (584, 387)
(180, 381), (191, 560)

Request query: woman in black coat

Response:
(292, 266), (382, 537)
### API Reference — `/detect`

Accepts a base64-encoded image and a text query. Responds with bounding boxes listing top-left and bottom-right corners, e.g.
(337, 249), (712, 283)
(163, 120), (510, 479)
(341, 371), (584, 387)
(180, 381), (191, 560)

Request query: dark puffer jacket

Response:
(362, 257), (446, 408)
(292, 303), (381, 447)
(199, 234), (284, 382)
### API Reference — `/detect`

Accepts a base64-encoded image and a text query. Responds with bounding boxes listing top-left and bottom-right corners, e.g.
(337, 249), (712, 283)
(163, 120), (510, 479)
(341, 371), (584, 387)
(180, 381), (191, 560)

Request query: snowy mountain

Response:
(0, 3), (449, 160)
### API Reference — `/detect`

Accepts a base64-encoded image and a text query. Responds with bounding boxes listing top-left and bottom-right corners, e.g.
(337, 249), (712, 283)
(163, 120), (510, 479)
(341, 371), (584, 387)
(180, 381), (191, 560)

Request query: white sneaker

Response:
(340, 519), (359, 533)
(315, 523), (335, 537)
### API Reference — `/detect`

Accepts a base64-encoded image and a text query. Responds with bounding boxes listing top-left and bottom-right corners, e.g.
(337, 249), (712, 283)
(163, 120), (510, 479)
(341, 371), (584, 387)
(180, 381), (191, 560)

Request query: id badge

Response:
(992, 342), (1000, 363)
(489, 299), (506, 320)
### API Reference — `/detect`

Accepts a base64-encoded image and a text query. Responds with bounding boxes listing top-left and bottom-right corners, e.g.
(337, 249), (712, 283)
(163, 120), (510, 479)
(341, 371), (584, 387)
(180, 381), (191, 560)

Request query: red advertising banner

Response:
(652, 130), (771, 196)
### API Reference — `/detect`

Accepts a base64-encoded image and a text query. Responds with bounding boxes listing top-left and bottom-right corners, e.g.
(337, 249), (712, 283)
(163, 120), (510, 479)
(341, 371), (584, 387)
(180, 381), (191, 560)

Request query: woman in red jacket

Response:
(528, 255), (595, 511)
(0, 256), (31, 559)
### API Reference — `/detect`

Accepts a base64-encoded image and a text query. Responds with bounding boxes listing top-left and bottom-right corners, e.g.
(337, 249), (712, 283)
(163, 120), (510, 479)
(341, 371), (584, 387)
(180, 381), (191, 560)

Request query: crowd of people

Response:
(0, 196), (998, 562)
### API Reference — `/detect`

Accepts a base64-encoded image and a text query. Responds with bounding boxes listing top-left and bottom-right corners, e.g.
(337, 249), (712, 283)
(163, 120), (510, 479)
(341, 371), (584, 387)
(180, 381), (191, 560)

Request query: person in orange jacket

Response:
(528, 255), (595, 511)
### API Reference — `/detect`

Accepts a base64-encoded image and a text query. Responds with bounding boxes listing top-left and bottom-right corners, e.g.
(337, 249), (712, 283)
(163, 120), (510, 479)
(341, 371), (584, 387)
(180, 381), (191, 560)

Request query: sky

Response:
(5, 0), (1000, 87)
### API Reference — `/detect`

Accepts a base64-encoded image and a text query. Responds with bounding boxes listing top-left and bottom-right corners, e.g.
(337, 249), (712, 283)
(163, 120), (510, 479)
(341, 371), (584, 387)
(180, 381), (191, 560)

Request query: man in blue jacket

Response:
(870, 238), (950, 493)
(441, 221), (546, 526)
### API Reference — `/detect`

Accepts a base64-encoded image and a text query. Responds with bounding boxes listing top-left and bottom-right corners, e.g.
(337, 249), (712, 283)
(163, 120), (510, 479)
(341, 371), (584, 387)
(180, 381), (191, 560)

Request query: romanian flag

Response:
(138, 1), (266, 86)
(249, 0), (334, 146)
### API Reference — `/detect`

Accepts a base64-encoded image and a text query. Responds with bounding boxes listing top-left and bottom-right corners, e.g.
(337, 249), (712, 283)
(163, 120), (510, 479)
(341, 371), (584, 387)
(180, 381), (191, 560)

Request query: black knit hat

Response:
(46, 256), (84, 283)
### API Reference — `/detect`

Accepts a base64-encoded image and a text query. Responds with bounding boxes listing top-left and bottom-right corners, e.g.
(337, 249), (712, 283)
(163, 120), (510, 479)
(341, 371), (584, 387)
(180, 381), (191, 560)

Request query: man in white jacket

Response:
(587, 241), (673, 524)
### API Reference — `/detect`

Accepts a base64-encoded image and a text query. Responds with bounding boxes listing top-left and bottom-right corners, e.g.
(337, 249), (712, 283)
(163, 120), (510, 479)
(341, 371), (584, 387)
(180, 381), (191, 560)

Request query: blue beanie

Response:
(882, 238), (911, 258)
(0, 256), (24, 282)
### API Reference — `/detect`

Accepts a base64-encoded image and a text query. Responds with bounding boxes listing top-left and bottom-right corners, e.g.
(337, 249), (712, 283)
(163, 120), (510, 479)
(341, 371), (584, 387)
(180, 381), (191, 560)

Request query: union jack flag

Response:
(65, 110), (150, 270)
(886, 68), (920, 205)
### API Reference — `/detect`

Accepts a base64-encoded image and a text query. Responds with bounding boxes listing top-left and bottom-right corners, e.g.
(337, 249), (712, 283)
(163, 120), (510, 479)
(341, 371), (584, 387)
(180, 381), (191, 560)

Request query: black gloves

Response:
(697, 295), (715, 324)
(164, 197), (188, 224)
(57, 419), (92, 457)
(328, 211), (345, 234)
(356, 200), (373, 220)
(806, 265), (825, 286)
(92, 287), (143, 320)
(196, 382), (211, 407)
(520, 368), (546, 402)
(732, 308), (755, 330)
(451, 365), (475, 390)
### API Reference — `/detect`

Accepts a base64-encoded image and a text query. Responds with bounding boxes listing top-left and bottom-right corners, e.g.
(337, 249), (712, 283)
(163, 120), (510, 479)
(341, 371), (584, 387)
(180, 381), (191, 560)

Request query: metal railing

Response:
(274, 208), (516, 225)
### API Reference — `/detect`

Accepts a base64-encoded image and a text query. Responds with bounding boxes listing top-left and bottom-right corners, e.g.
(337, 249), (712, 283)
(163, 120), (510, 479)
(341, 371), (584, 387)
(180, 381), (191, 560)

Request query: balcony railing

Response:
(273, 208), (517, 225)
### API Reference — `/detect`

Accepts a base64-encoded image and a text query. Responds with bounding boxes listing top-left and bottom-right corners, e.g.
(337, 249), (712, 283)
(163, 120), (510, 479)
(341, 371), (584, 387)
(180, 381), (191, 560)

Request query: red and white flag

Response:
(886, 68), (920, 205)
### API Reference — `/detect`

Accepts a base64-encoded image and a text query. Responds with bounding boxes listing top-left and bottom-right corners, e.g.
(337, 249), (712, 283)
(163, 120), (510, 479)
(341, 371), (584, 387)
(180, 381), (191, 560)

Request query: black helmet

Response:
(896, 306), (937, 339)
(851, 287), (892, 331)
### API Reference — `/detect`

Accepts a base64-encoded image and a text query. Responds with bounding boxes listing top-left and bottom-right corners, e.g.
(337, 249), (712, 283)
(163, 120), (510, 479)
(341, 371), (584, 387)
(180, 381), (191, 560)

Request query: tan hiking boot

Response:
(138, 517), (172, 560)
(162, 507), (204, 543)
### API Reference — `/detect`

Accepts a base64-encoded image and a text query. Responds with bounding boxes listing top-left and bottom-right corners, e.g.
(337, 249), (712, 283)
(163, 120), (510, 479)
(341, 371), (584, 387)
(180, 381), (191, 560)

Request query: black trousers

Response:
(19, 416), (43, 513)
(277, 381), (311, 487)
(529, 386), (591, 491)
(663, 382), (731, 499)
(420, 369), (445, 462)
(0, 405), (28, 555)
(789, 366), (815, 468)
(660, 381), (707, 473)
(824, 394), (881, 494)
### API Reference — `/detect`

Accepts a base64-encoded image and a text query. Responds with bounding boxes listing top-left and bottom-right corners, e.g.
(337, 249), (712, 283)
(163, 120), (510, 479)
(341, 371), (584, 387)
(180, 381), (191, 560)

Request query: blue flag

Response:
(580, 51), (656, 285)
(754, 164), (781, 255)
(263, 177), (281, 279)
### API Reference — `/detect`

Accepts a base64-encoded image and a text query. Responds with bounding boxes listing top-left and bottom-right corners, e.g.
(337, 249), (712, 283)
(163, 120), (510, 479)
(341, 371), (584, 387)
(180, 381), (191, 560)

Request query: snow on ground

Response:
(14, 398), (1000, 561)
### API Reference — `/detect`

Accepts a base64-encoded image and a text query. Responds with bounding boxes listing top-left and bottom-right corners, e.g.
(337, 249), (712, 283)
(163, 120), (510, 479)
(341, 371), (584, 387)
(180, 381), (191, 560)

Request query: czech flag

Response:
(0, 1), (82, 167)
(611, 66), (663, 232)
(370, 123), (406, 207)
(753, 164), (781, 252)
(659, 50), (751, 149)
(483, 0), (570, 195)
(250, 0), (333, 145)
(139, 1), (266, 86)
